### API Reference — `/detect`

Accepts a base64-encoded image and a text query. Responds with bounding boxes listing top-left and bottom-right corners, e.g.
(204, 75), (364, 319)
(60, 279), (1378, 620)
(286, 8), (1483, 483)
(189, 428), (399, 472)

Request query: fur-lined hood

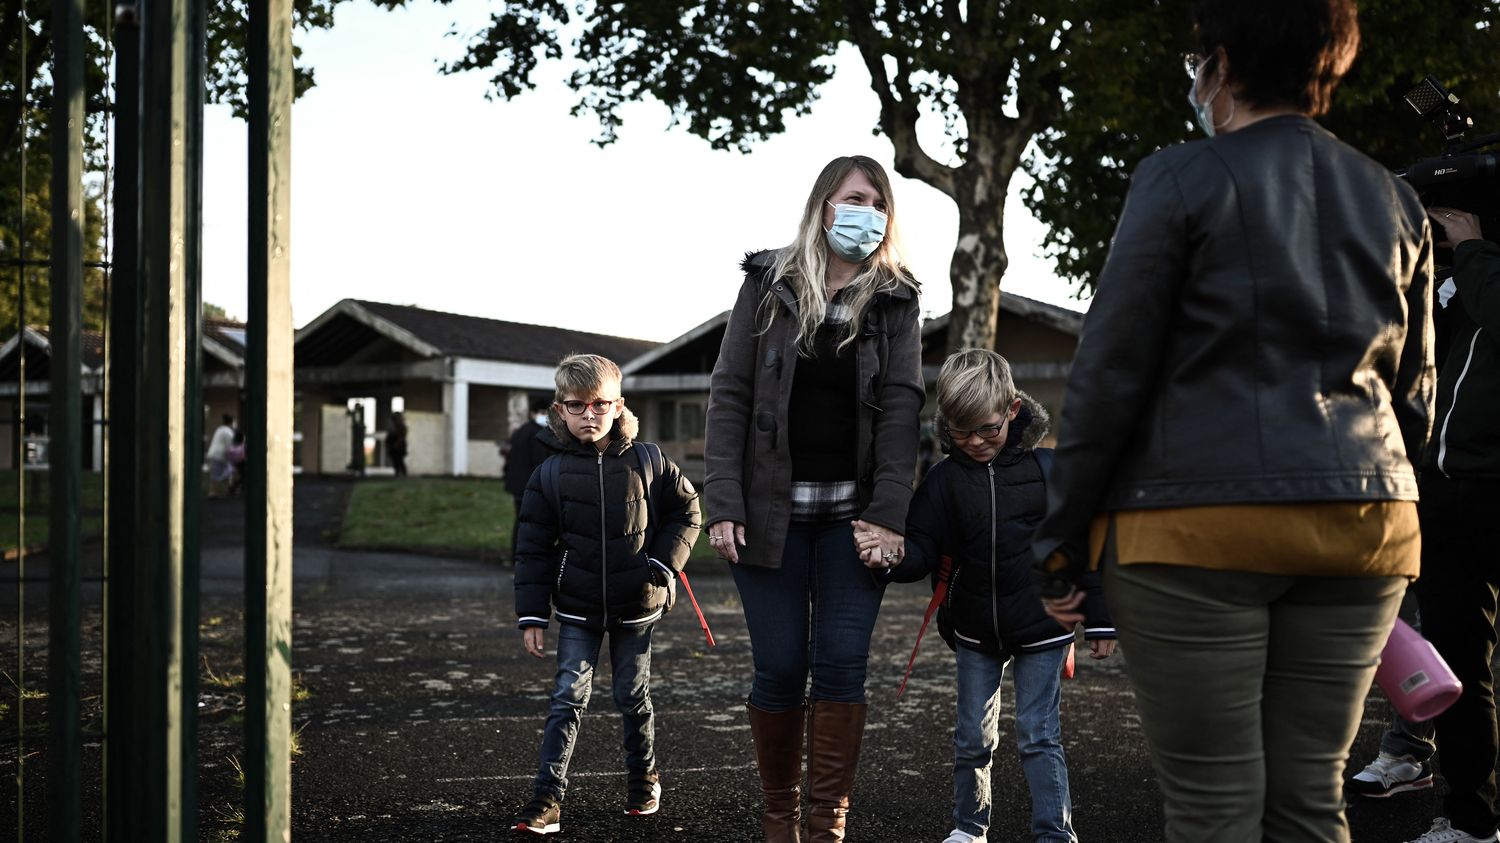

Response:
(935, 390), (1050, 459)
(541, 404), (640, 454)
(740, 249), (918, 301)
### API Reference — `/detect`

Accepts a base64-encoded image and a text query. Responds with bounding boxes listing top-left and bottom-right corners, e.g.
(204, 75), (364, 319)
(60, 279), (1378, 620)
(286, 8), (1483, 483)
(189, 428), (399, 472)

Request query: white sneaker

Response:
(1405, 817), (1500, 843)
(1349, 751), (1434, 798)
(941, 830), (986, 843)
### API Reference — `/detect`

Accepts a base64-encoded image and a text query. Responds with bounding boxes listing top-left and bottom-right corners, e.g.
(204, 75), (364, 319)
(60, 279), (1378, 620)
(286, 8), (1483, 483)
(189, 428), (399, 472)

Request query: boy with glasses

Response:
(513, 353), (701, 836)
(859, 349), (1114, 843)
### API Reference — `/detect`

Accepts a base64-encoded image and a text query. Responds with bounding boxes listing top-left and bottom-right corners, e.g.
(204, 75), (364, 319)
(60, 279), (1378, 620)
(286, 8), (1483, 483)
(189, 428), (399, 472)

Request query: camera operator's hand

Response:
(1430, 206), (1483, 248)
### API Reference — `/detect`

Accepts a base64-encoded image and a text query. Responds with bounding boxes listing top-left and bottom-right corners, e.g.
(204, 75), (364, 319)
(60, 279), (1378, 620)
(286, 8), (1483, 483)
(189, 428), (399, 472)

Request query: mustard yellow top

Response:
(1087, 501), (1420, 579)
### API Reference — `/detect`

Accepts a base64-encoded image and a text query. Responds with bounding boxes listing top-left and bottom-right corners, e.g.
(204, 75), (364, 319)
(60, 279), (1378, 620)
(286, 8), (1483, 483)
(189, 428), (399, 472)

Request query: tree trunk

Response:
(946, 160), (1010, 354)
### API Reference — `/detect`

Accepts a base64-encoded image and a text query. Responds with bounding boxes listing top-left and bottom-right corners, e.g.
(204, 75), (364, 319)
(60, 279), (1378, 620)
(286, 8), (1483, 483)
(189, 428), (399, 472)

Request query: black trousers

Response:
(1417, 472), (1500, 837)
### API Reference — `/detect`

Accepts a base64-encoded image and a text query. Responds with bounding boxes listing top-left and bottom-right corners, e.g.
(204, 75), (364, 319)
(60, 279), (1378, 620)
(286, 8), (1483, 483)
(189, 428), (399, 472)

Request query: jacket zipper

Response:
(987, 462), (1001, 645)
(555, 549), (570, 592)
(598, 450), (607, 623)
(1437, 328), (1483, 478)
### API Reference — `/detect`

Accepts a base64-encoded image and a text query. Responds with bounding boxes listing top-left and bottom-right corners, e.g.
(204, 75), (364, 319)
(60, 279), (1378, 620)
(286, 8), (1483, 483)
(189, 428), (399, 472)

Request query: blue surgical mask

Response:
(1188, 68), (1228, 138)
(824, 201), (888, 262)
(534, 413), (548, 425)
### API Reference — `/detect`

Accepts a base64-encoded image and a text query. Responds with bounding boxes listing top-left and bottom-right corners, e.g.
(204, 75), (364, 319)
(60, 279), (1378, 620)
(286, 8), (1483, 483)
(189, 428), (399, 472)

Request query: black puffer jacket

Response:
(514, 407), (701, 631)
(885, 395), (1113, 658)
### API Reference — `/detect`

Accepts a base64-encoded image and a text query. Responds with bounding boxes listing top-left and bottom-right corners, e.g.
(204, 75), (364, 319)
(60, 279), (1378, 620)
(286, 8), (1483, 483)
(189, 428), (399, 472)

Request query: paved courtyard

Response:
(0, 480), (1457, 840)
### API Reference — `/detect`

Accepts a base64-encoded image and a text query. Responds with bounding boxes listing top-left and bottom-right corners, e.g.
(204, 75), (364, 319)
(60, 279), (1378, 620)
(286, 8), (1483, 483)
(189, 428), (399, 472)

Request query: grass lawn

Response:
(338, 476), (719, 561)
(0, 469), (107, 553)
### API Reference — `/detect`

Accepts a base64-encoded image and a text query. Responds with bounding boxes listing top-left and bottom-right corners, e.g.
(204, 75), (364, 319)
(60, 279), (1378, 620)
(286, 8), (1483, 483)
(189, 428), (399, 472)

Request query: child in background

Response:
(859, 349), (1115, 843)
(512, 353), (701, 836)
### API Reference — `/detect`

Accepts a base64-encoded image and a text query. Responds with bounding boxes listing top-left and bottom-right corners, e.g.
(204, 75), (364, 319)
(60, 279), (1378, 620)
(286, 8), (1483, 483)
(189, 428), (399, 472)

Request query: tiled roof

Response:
(348, 300), (660, 366)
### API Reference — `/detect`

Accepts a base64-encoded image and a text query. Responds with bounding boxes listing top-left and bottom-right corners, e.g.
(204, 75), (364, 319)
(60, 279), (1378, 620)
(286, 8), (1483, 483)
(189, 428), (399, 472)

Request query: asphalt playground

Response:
(0, 479), (1459, 840)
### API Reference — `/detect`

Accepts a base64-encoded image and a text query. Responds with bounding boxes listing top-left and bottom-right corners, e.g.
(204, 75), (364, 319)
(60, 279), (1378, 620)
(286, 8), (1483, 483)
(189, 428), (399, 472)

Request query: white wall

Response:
(466, 439), (504, 477)
(404, 410), (447, 475)
(319, 405), (351, 473)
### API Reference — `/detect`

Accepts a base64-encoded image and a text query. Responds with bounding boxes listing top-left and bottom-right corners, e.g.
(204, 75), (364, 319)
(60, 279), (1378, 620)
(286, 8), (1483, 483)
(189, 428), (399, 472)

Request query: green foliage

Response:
(1, 0), (344, 336)
(420, 0), (1500, 299)
(1026, 0), (1500, 290)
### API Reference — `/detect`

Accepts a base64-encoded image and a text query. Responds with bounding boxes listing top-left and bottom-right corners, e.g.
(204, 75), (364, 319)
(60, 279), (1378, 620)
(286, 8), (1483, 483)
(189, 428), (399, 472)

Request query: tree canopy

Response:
(417, 0), (1500, 351)
(0, 0), (345, 334)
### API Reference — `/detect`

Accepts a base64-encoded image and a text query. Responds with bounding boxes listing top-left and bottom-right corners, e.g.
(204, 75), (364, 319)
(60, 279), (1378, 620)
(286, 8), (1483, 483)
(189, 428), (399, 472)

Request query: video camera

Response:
(1396, 76), (1499, 246)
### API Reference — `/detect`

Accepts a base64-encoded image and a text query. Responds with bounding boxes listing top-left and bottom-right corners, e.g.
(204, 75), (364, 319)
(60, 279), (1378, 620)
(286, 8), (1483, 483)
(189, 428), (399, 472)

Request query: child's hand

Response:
(1089, 638), (1117, 660)
(523, 627), (546, 659)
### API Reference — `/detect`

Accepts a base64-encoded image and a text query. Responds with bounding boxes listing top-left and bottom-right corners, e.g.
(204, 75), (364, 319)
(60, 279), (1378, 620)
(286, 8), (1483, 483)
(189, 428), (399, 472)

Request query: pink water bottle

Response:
(1376, 618), (1463, 722)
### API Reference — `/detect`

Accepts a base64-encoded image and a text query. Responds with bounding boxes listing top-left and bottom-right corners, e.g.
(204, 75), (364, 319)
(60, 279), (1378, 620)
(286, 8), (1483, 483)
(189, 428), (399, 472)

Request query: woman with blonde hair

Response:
(704, 154), (924, 842)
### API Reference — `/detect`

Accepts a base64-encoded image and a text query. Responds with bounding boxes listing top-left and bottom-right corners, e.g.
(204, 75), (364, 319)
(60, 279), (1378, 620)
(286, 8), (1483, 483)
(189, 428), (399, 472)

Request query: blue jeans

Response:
(954, 644), (1077, 842)
(532, 621), (655, 799)
(731, 520), (886, 711)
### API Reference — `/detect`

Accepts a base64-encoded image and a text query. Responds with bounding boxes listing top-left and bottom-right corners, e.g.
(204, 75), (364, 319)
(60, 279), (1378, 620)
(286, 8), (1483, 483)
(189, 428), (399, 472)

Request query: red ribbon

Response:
(678, 570), (715, 647)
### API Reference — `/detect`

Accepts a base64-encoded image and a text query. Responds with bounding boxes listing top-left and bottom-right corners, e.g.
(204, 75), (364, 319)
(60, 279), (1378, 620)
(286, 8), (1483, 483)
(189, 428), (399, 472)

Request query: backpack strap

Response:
(539, 453), (563, 526)
(634, 441), (715, 646)
(898, 554), (952, 699)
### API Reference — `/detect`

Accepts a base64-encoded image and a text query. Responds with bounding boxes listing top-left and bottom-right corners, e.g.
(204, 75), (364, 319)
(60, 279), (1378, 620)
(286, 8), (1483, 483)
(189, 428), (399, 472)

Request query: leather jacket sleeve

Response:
(1031, 153), (1188, 591)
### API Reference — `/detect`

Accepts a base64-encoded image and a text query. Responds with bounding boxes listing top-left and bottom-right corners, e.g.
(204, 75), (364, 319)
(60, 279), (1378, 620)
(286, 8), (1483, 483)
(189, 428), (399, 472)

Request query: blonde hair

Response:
(764, 155), (918, 355)
(553, 353), (623, 401)
(936, 349), (1016, 428)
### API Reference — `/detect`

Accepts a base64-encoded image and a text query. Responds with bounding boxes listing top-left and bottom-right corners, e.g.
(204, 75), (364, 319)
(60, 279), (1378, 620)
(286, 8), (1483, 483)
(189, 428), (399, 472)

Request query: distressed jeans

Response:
(531, 621), (655, 799)
(953, 644), (1077, 842)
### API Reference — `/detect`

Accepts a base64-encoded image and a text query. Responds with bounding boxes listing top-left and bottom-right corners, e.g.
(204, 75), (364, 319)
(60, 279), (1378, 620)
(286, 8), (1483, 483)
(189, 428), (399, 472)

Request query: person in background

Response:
(504, 396), (552, 561)
(387, 411), (409, 477)
(1401, 206), (1500, 843)
(206, 413), (236, 499)
(704, 154), (925, 842)
(1029, 2), (1434, 841)
(227, 431), (248, 497)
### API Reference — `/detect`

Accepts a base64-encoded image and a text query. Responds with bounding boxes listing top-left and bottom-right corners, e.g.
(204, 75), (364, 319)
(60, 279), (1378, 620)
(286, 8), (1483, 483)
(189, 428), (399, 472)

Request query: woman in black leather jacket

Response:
(1030, 2), (1434, 841)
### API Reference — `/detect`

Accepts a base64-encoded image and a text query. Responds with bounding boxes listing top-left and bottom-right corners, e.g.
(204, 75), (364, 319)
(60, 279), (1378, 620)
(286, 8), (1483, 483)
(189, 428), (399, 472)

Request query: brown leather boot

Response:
(747, 702), (804, 843)
(805, 700), (867, 842)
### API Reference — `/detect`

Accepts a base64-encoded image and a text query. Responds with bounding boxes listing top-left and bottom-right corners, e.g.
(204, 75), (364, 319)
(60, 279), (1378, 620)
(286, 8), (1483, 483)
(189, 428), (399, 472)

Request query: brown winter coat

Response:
(703, 251), (925, 569)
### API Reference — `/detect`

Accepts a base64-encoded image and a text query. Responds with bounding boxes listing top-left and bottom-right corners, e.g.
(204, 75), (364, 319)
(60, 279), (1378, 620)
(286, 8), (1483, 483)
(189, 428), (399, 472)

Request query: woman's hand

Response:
(1041, 587), (1087, 629)
(707, 519), (747, 564)
(1430, 206), (1483, 248)
(851, 519), (904, 569)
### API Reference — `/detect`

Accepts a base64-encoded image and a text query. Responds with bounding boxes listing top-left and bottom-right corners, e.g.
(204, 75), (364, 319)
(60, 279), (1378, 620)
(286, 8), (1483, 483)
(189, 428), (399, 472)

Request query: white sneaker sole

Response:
(514, 820), (560, 835)
(1351, 775), (1434, 798)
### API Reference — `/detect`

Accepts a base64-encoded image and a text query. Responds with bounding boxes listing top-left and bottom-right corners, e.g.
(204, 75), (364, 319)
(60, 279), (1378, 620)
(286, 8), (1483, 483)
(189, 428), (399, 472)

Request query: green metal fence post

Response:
(46, 0), (86, 833)
(103, 4), (141, 839)
(133, 0), (201, 833)
(246, 0), (295, 836)
(180, 0), (206, 835)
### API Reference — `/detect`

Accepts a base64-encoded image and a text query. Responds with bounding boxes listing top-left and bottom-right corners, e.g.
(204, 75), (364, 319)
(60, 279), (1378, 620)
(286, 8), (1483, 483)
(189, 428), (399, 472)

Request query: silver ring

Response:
(883, 552), (896, 561)
(708, 535), (721, 544)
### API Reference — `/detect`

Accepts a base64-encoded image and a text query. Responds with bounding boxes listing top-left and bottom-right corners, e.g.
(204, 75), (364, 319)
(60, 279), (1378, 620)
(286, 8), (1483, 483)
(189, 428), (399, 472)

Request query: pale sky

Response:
(201, 0), (1093, 343)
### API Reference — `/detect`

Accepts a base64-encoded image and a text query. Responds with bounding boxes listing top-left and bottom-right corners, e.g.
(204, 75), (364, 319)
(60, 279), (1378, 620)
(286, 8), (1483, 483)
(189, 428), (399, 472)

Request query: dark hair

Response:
(1193, 0), (1358, 116)
(222, 413), (234, 426)
(529, 396), (551, 414)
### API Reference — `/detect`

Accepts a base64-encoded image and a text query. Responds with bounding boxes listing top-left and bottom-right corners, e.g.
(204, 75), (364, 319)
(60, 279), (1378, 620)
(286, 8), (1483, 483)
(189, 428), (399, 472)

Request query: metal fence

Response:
(3, 0), (295, 838)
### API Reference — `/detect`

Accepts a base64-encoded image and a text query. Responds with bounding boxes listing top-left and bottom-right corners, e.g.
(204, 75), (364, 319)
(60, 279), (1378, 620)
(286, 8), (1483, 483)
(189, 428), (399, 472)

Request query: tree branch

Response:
(843, 2), (957, 197)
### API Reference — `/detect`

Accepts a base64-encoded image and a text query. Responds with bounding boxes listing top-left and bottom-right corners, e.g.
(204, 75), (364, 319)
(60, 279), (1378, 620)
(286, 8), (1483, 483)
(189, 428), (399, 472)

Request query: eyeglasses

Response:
(559, 398), (618, 416)
(943, 423), (1006, 442)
